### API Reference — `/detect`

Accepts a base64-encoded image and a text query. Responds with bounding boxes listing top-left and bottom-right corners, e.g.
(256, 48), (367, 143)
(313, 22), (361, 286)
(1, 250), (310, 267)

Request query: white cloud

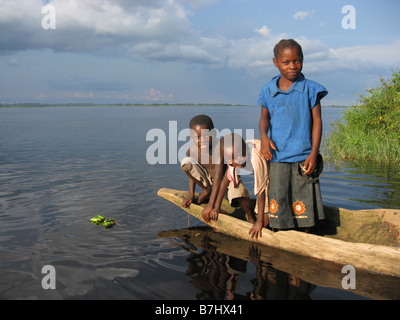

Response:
(226, 33), (400, 77)
(226, 36), (276, 75)
(0, 0), (193, 53)
(254, 25), (271, 37)
(1, 1), (399, 82)
(180, 0), (218, 9)
(328, 42), (400, 67)
(74, 91), (94, 99)
(293, 10), (308, 20)
(138, 88), (174, 102)
(293, 10), (315, 20)
(130, 39), (224, 65)
(301, 41), (400, 76)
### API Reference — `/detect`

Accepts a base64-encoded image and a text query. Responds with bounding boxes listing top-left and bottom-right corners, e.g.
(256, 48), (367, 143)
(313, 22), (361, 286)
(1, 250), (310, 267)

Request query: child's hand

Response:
(209, 208), (219, 222)
(260, 135), (276, 160)
(202, 204), (213, 223)
(249, 221), (263, 239)
(249, 246), (262, 267)
(303, 153), (318, 175)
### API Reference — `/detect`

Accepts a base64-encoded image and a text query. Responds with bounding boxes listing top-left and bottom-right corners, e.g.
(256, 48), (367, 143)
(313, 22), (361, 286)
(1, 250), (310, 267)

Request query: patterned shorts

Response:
(268, 161), (325, 229)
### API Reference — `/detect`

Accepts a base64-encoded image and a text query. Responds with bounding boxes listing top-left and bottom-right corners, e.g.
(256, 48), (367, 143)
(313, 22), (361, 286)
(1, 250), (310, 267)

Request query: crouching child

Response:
(213, 133), (270, 239)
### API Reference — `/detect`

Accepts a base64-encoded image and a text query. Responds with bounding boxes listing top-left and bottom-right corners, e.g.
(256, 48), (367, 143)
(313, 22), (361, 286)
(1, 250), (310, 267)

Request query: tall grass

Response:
(324, 67), (400, 166)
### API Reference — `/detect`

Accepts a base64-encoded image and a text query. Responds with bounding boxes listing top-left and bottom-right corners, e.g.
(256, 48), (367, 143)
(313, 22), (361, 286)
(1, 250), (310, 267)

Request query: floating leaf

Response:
(90, 215), (116, 228)
(103, 219), (116, 228)
(90, 215), (105, 224)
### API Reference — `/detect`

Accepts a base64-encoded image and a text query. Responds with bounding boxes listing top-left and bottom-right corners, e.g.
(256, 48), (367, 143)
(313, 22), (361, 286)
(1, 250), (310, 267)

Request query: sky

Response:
(0, 0), (399, 106)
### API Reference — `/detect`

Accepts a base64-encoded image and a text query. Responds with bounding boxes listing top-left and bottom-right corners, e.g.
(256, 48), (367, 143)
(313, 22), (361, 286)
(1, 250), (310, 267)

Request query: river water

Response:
(0, 105), (399, 300)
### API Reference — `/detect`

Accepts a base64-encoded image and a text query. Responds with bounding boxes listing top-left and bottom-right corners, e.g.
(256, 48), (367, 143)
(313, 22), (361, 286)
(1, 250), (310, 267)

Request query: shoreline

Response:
(0, 103), (346, 108)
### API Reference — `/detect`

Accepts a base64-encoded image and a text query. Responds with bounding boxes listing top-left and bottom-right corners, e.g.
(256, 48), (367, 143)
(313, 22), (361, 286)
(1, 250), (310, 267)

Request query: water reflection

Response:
(159, 226), (400, 300)
(185, 236), (248, 300)
(185, 236), (315, 300)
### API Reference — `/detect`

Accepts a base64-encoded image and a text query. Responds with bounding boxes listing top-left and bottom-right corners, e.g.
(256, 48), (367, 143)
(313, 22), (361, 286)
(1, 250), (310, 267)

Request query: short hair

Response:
(222, 133), (246, 151)
(221, 133), (247, 161)
(273, 39), (303, 60)
(189, 115), (214, 130)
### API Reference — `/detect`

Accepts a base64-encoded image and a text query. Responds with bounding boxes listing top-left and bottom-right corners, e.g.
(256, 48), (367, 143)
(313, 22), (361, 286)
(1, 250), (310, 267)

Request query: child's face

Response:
(225, 144), (247, 168)
(273, 47), (303, 82)
(190, 124), (213, 152)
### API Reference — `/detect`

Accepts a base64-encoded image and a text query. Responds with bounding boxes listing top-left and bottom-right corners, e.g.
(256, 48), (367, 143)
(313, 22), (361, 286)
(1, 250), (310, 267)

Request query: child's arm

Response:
(259, 107), (276, 160)
(201, 144), (224, 222)
(249, 190), (266, 239)
(182, 147), (195, 207)
(208, 171), (230, 222)
(303, 99), (322, 175)
(201, 163), (224, 222)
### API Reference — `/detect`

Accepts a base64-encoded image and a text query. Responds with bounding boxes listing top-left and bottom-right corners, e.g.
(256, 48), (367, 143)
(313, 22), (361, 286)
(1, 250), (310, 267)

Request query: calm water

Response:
(0, 106), (399, 300)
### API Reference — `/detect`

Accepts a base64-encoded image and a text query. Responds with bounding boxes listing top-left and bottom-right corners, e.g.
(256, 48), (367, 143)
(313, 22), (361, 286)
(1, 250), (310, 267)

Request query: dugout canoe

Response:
(157, 188), (400, 277)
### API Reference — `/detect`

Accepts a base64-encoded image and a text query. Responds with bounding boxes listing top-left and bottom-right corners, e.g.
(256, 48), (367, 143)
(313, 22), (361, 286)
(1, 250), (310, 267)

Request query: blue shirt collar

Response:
(270, 73), (305, 97)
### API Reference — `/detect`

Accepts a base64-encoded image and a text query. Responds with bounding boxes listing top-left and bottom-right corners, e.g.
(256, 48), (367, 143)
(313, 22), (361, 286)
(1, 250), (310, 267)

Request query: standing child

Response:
(258, 39), (327, 230)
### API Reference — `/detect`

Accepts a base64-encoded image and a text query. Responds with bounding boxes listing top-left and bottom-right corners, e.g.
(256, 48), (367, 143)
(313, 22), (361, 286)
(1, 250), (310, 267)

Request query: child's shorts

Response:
(181, 157), (249, 206)
(268, 161), (325, 229)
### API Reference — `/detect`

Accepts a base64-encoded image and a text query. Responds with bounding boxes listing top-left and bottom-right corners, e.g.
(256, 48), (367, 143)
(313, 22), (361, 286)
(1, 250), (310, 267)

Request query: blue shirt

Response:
(257, 73), (328, 163)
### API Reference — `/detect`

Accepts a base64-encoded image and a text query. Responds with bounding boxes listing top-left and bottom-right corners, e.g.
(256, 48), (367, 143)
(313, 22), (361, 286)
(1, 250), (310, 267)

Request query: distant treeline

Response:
(0, 102), (247, 107)
(0, 102), (346, 108)
(0, 103), (96, 107)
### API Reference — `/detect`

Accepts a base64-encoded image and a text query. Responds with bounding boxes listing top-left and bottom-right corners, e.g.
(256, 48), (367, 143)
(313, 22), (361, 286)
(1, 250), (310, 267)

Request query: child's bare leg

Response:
(196, 184), (211, 204)
(182, 164), (211, 204)
(263, 214), (269, 227)
(188, 176), (211, 204)
(236, 197), (256, 223)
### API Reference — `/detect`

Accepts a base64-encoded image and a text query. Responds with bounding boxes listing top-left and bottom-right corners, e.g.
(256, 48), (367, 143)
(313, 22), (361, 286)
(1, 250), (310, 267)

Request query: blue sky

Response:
(0, 0), (399, 105)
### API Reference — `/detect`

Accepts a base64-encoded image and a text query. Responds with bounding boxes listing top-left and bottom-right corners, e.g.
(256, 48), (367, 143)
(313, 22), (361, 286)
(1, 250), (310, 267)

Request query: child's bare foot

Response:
(182, 196), (194, 208)
(197, 188), (211, 204)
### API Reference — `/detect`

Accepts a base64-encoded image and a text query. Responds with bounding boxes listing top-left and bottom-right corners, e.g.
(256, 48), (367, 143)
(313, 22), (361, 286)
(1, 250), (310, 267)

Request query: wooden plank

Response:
(157, 188), (400, 277)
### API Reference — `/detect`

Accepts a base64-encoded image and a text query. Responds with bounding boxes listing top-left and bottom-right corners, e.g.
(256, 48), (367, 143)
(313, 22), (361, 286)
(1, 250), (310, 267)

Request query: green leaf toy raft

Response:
(90, 215), (116, 228)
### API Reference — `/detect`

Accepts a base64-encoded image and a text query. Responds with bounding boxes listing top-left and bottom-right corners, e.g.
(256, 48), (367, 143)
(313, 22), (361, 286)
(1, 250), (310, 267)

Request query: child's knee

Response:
(181, 157), (196, 174)
(181, 163), (192, 175)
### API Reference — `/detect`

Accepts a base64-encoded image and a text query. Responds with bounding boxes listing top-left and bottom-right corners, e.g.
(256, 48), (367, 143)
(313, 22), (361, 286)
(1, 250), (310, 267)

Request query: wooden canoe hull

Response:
(157, 188), (400, 277)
